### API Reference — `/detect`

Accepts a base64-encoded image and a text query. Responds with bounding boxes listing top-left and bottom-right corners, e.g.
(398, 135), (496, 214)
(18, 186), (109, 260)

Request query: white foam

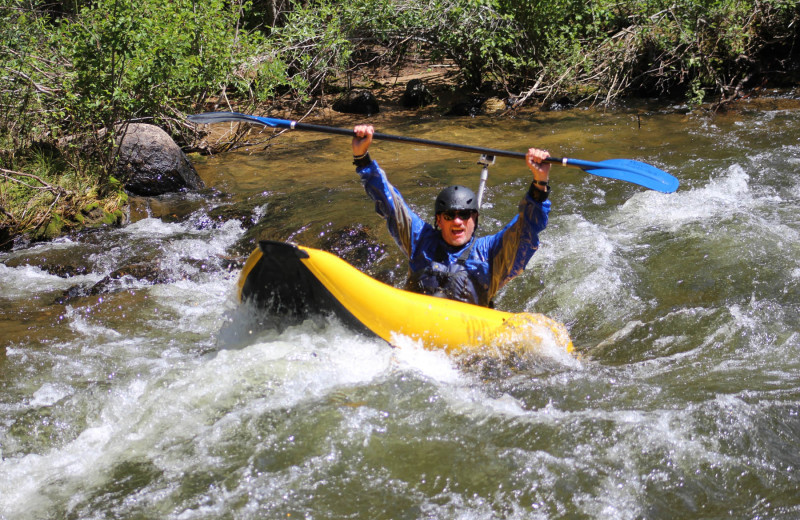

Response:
(532, 214), (644, 322)
(614, 163), (753, 234)
(64, 304), (123, 340)
(121, 217), (188, 238)
(390, 334), (465, 385)
(0, 321), (394, 519)
(29, 383), (73, 408)
(0, 264), (99, 299)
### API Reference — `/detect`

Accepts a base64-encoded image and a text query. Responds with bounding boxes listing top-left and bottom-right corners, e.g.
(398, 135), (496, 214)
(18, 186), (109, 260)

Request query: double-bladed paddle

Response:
(188, 111), (679, 193)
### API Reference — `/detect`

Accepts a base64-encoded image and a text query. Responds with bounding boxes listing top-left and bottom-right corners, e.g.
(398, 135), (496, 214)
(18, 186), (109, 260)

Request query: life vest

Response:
(405, 241), (490, 307)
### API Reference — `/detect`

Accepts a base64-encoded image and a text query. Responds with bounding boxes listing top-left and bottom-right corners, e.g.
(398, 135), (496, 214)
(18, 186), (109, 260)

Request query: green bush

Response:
(253, 0), (354, 101)
(60, 0), (260, 133)
(0, 0), (261, 238)
(336, 0), (798, 104)
(515, 0), (800, 104)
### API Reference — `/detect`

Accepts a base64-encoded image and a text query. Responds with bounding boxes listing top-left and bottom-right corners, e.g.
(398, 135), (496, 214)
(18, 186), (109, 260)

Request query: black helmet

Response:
(434, 185), (478, 214)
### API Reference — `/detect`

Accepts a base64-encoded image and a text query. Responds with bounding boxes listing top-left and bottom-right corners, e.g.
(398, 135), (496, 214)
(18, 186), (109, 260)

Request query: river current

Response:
(2, 96), (800, 519)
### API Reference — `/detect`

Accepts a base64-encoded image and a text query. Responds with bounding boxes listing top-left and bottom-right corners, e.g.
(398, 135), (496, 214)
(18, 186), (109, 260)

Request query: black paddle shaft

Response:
(294, 122), (530, 160)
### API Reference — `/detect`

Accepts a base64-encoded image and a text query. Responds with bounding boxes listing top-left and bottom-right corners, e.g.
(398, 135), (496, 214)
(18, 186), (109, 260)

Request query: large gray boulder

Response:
(115, 123), (204, 196)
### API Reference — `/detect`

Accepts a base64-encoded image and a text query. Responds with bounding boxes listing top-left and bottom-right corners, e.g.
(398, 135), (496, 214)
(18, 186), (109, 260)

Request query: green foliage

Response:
(433, 0), (523, 88)
(612, 0), (763, 101)
(61, 0), (258, 125)
(0, 3), (61, 148)
(1, 0), (259, 239)
(252, 0), (354, 101)
(3, 0), (796, 141)
(339, 0), (530, 89)
(335, 0), (748, 98)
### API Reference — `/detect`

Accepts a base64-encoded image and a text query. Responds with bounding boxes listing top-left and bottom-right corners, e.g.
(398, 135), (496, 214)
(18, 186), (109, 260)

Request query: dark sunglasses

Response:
(440, 210), (477, 221)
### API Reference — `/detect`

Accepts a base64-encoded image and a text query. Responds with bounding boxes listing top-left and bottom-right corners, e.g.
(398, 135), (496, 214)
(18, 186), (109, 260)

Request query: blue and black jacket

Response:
(356, 158), (550, 307)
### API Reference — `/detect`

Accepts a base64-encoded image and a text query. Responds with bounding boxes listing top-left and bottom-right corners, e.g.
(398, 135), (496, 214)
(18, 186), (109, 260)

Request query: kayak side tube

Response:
(238, 240), (573, 356)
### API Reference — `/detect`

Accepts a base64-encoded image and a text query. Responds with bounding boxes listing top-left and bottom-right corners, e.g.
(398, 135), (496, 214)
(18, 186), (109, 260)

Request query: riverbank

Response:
(194, 59), (800, 158)
(0, 170), (129, 251)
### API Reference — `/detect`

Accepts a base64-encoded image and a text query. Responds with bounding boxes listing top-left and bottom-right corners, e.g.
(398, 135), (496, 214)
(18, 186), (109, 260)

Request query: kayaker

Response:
(352, 124), (551, 307)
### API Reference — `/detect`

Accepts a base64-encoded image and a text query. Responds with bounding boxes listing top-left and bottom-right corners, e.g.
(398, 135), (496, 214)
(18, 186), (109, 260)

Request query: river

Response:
(2, 96), (799, 519)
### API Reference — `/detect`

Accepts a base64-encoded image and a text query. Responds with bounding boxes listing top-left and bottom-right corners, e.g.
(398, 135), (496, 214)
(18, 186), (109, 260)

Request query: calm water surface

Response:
(2, 97), (800, 519)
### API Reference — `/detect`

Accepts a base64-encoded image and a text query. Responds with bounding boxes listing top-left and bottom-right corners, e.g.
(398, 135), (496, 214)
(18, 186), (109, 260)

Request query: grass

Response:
(0, 144), (126, 246)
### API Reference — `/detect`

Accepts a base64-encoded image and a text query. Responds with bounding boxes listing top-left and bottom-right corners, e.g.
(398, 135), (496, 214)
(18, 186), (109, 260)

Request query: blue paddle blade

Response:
(562, 158), (679, 194)
(187, 111), (293, 128)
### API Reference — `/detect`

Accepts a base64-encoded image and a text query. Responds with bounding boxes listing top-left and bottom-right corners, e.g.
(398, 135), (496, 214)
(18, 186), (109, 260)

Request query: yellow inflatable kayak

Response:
(238, 241), (573, 356)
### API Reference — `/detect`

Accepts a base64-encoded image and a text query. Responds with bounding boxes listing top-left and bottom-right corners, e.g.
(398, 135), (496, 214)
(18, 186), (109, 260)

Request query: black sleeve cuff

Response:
(353, 152), (372, 168)
(528, 181), (550, 202)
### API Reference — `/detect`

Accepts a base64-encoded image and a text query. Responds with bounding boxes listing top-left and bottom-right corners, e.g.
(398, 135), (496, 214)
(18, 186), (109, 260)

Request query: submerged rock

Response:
(332, 90), (380, 115)
(401, 79), (434, 108)
(319, 224), (387, 272)
(483, 97), (507, 113)
(445, 95), (487, 117)
(55, 262), (175, 304)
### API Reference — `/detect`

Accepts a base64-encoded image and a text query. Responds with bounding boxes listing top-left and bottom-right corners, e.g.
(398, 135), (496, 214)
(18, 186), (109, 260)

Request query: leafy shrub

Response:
(61, 0), (259, 128)
(251, 0), (354, 102)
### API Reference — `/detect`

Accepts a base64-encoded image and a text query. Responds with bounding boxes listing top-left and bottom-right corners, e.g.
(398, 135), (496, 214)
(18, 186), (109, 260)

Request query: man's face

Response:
(436, 210), (477, 247)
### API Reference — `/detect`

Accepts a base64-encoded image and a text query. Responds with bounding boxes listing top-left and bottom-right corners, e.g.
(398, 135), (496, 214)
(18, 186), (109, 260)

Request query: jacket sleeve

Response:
(484, 183), (551, 298)
(356, 160), (427, 258)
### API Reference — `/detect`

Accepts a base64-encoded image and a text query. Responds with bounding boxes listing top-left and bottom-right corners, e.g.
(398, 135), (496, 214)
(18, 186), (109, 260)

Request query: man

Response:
(352, 124), (551, 307)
